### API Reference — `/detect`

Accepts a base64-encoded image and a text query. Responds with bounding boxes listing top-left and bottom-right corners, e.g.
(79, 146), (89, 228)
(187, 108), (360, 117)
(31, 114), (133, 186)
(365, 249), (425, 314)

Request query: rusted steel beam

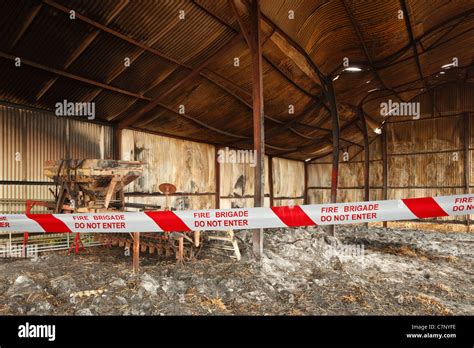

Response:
(358, 108), (370, 228)
(10, 3), (43, 49)
(358, 109), (370, 203)
(381, 127), (388, 228)
(119, 33), (242, 128)
(326, 77), (340, 236)
(229, 0), (252, 48)
(136, 100), (294, 152)
(259, 12), (325, 83)
(269, 156), (274, 207)
(44, 0), (326, 136)
(310, 136), (379, 163)
(0, 51), (149, 101)
(195, 0), (325, 102)
(43, 0), (328, 145)
(342, 0), (404, 103)
(249, 0), (264, 259)
(464, 113), (471, 231)
(215, 146), (221, 209)
(36, 0), (130, 101)
(280, 115), (358, 157)
(373, 9), (474, 70)
(399, 0), (436, 112)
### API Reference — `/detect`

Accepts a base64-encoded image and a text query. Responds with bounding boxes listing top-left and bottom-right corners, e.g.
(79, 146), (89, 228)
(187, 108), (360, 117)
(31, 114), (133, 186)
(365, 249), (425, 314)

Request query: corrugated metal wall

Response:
(0, 103), (113, 215)
(121, 130), (305, 210)
(307, 82), (474, 223)
(272, 157), (305, 207)
(121, 129), (216, 210)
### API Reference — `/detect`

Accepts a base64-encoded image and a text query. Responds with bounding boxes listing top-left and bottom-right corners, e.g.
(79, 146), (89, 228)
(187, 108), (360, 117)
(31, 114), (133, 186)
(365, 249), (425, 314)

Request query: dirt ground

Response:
(0, 226), (472, 315)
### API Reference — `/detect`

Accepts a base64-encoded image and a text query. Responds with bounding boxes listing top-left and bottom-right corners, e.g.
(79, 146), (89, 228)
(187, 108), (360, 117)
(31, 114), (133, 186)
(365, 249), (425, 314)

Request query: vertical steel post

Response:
(382, 127), (388, 228)
(464, 113), (471, 232)
(249, 0), (264, 258)
(215, 146), (221, 209)
(325, 77), (340, 236)
(358, 109), (370, 228)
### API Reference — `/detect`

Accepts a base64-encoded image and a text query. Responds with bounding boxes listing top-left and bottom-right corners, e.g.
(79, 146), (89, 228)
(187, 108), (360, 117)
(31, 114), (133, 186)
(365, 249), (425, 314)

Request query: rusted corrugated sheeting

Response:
(307, 162), (331, 187)
(307, 85), (471, 222)
(307, 188), (330, 204)
(0, 104), (25, 181)
(69, 119), (113, 160)
(121, 129), (216, 210)
(219, 155), (270, 197)
(386, 116), (463, 154)
(0, 103), (114, 213)
(25, 109), (67, 181)
(272, 157), (304, 199)
(0, 185), (55, 214)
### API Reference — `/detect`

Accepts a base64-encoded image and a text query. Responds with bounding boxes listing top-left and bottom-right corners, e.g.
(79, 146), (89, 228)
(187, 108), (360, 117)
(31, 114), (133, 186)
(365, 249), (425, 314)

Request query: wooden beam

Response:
(249, 0), (264, 259)
(381, 127), (388, 228)
(464, 113), (471, 232)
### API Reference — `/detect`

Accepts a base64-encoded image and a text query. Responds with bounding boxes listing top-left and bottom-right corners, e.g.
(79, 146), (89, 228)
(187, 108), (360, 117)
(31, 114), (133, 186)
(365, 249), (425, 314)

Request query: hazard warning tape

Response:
(0, 194), (472, 233)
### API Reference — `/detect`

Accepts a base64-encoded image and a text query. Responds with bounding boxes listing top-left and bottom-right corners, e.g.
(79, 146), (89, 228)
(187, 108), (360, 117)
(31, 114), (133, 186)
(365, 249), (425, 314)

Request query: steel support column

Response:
(324, 77), (340, 236)
(215, 146), (221, 209)
(464, 113), (471, 231)
(382, 127), (388, 228)
(249, 0), (264, 258)
(358, 108), (370, 228)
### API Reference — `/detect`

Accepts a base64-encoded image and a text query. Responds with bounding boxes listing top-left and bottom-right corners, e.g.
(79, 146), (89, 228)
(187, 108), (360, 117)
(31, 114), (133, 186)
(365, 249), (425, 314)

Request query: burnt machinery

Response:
(22, 159), (240, 271)
(32, 159), (202, 269)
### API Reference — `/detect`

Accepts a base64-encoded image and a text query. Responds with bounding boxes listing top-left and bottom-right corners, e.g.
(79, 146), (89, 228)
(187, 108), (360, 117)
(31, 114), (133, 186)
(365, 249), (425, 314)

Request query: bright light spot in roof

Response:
(366, 80), (371, 84)
(343, 66), (362, 72)
(305, 158), (312, 162)
(374, 127), (382, 134)
(333, 74), (340, 81)
(442, 63), (455, 69)
(439, 71), (445, 74)
(367, 88), (379, 93)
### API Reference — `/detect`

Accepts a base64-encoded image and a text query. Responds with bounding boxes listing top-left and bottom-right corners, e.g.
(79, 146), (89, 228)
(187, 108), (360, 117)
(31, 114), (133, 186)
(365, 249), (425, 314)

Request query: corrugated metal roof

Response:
(0, 0), (472, 159)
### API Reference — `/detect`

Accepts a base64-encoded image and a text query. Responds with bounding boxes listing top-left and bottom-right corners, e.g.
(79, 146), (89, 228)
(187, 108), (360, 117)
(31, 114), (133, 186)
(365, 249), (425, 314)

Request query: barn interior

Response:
(0, 0), (473, 316)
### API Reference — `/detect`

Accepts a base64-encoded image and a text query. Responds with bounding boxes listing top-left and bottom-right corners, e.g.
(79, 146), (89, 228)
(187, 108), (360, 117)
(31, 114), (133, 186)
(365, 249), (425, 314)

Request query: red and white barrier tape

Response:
(0, 194), (472, 233)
